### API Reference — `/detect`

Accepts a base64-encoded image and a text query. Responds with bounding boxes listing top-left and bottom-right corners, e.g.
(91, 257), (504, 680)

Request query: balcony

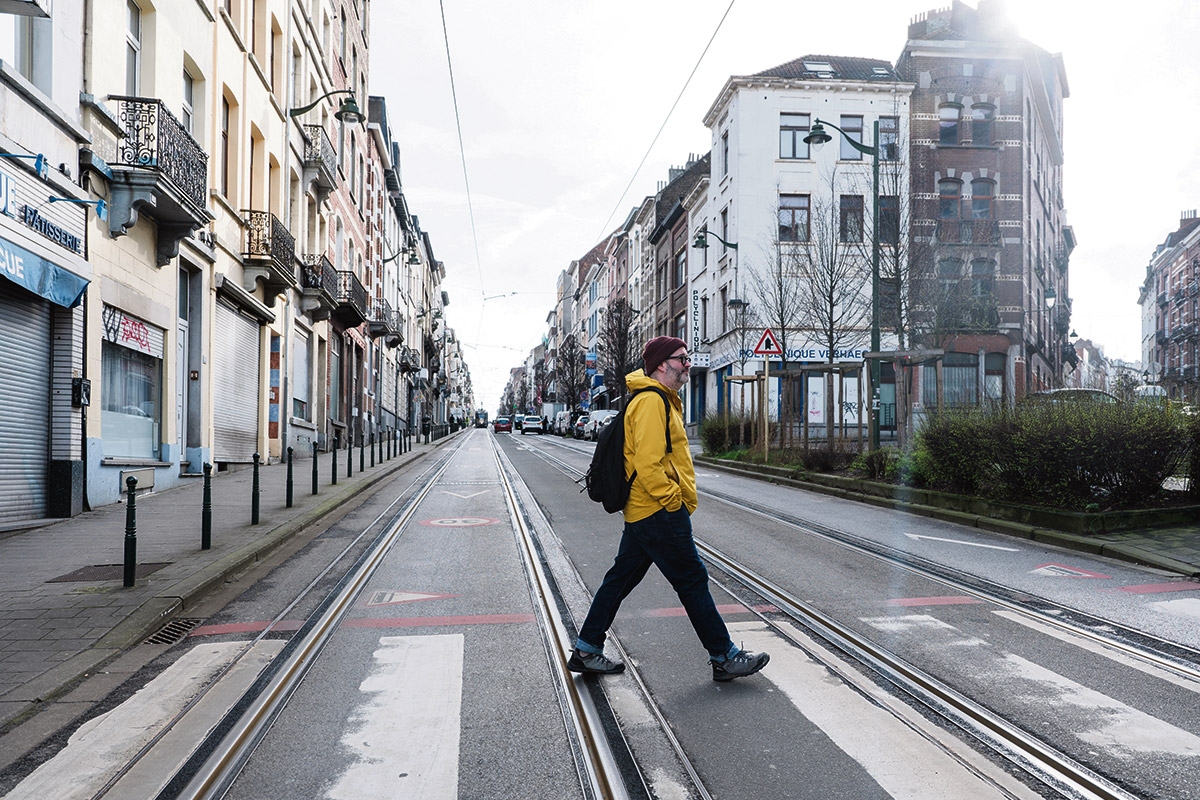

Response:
(241, 210), (297, 303)
(102, 96), (212, 266)
(1159, 291), (1169, 306)
(302, 124), (338, 204)
(368, 297), (402, 346)
(934, 219), (1000, 245)
(333, 270), (368, 327)
(1157, 329), (1170, 345)
(399, 346), (420, 374)
(299, 254), (338, 320)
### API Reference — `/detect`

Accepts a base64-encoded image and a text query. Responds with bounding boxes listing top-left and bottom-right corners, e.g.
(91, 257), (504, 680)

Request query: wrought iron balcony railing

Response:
(299, 254), (338, 320)
(333, 270), (369, 327)
(369, 297), (402, 345)
(302, 124), (338, 199)
(241, 211), (297, 301)
(112, 96), (207, 211)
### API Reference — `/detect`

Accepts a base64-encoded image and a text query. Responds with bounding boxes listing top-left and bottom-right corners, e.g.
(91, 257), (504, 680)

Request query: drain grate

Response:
(144, 618), (205, 646)
(48, 563), (171, 583)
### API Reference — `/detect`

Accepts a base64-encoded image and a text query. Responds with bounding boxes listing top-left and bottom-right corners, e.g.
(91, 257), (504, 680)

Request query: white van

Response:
(553, 410), (572, 436)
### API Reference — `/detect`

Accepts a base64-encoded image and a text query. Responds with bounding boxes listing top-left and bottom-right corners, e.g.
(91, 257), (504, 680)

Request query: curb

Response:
(696, 456), (1200, 578)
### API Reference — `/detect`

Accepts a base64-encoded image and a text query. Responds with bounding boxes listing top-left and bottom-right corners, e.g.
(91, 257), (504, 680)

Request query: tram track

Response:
(84, 430), (652, 800)
(512, 433), (1192, 800)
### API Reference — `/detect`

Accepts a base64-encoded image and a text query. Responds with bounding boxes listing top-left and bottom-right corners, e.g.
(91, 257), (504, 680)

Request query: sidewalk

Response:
(0, 435), (454, 731)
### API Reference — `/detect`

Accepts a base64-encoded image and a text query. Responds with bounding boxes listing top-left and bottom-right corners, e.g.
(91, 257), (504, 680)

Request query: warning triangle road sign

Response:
(753, 328), (783, 356)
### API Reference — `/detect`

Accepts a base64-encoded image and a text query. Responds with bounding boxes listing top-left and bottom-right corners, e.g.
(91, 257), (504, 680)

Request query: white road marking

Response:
(1001, 654), (1200, 757)
(7, 640), (283, 800)
(442, 490), (489, 499)
(994, 610), (1200, 694)
(904, 533), (1020, 551)
(730, 622), (1037, 799)
(325, 634), (463, 800)
(1152, 598), (1200, 620)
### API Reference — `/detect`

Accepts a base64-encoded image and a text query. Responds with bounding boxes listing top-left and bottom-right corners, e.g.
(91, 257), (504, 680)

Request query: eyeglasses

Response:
(664, 355), (692, 366)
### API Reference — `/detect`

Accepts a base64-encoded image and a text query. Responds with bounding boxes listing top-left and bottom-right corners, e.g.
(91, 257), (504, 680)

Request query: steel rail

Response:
(497, 433), (715, 800)
(153, 446), (460, 799)
(491, 435), (632, 800)
(697, 540), (1139, 800)
(517, 436), (1162, 800)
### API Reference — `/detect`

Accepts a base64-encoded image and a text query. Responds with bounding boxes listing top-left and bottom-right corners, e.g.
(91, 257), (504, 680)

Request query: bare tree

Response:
(556, 333), (587, 414)
(597, 298), (640, 406)
(790, 169), (872, 439)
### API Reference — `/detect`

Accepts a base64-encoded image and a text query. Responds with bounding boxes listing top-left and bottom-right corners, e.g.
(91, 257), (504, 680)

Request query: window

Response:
(720, 286), (728, 333)
(721, 130), (729, 176)
(220, 97), (231, 196)
(924, 352), (978, 406)
(971, 259), (994, 297)
(840, 195), (864, 242)
(879, 195), (900, 244)
(779, 194), (810, 242)
(339, 7), (347, 61)
(701, 296), (709, 341)
(293, 330), (311, 420)
(971, 104), (995, 146)
(101, 309), (164, 460)
(938, 179), (962, 219)
(939, 105), (962, 146)
(938, 258), (962, 292)
(779, 113), (810, 159)
(182, 70), (195, 135)
(839, 115), (863, 160)
(879, 116), (899, 161)
(971, 179), (995, 219)
(126, 1), (142, 96)
(673, 241), (686, 289)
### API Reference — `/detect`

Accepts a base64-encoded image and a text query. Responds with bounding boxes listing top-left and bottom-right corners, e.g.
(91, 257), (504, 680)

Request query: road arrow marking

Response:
(904, 533), (1019, 552)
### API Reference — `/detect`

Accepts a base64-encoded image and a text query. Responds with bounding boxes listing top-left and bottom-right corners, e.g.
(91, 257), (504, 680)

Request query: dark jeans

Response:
(577, 507), (734, 658)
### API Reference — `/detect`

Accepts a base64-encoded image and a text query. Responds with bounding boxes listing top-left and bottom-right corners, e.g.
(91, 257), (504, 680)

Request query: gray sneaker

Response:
(711, 649), (769, 682)
(568, 648), (625, 674)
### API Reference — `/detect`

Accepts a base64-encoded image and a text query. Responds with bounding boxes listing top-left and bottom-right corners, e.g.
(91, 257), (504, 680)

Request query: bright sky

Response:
(370, 0), (1200, 411)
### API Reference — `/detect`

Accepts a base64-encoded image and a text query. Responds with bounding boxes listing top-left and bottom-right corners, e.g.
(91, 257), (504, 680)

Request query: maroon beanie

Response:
(642, 336), (687, 376)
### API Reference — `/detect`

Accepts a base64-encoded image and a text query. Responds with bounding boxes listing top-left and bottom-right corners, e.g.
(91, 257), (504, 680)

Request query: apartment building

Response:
(1139, 211), (1200, 403)
(0, 0), (462, 520)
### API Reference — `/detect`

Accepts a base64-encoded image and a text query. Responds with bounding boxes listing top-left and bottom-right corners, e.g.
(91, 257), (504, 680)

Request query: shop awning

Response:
(0, 235), (88, 308)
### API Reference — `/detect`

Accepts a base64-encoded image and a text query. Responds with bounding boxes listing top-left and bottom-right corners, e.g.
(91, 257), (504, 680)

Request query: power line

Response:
(594, 0), (738, 242)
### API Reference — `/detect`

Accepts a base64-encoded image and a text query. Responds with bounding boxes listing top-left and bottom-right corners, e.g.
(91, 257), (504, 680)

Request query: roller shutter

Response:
(0, 284), (51, 520)
(213, 299), (261, 462)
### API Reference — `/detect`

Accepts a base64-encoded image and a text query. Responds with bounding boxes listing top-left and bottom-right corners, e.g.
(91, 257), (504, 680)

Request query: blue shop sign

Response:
(0, 234), (89, 308)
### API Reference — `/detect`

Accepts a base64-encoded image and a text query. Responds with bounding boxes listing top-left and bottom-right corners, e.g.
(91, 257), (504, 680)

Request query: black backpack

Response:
(583, 388), (671, 514)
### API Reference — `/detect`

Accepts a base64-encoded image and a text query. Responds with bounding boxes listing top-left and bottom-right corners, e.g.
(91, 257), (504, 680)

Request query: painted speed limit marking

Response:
(420, 517), (499, 527)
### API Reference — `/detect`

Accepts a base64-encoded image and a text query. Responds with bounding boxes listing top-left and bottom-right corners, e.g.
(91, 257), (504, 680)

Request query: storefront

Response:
(0, 164), (90, 521)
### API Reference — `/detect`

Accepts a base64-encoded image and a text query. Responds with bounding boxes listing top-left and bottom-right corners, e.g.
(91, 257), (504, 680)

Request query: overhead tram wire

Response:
(593, 0), (737, 243)
(436, 0), (486, 304)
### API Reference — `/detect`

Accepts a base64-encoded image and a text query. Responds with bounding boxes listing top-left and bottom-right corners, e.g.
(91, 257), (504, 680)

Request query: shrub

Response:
(699, 414), (754, 455)
(849, 448), (896, 480)
(912, 402), (1190, 510)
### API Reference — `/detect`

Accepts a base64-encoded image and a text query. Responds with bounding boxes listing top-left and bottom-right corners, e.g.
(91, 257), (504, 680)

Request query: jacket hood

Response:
(625, 369), (665, 394)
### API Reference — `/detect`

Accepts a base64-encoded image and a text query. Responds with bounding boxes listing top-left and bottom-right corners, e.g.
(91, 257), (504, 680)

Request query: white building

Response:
(694, 54), (912, 430)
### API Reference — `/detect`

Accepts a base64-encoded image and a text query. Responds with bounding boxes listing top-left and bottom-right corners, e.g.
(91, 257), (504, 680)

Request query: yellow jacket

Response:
(622, 370), (697, 522)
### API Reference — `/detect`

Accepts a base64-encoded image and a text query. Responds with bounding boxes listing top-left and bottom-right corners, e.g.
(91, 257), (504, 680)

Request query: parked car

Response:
(1022, 388), (1119, 406)
(584, 409), (619, 440)
(520, 415), (543, 434)
(553, 410), (572, 436)
(493, 416), (512, 433)
(573, 414), (589, 439)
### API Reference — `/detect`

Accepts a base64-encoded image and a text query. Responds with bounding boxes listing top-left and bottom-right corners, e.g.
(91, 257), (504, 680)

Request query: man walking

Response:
(568, 336), (770, 682)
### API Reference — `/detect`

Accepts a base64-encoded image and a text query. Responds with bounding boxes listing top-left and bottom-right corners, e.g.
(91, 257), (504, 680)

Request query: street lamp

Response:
(805, 117), (882, 450)
(288, 89), (365, 124)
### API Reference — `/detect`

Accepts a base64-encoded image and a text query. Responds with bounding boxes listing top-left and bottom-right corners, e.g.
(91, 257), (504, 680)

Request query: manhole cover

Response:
(144, 618), (205, 646)
(47, 563), (171, 582)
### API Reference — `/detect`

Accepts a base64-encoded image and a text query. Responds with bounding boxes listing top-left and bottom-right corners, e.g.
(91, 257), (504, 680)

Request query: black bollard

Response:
(202, 462), (212, 550)
(286, 446), (294, 508)
(332, 433), (339, 485)
(251, 453), (261, 525)
(347, 430), (353, 478)
(123, 476), (138, 587)
(370, 430), (375, 468)
(377, 429), (382, 465)
(388, 428), (394, 460)
(311, 441), (318, 495)
(359, 430), (365, 472)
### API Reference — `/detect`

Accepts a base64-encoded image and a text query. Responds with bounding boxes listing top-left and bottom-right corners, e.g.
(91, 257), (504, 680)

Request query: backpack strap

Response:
(629, 387), (672, 454)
